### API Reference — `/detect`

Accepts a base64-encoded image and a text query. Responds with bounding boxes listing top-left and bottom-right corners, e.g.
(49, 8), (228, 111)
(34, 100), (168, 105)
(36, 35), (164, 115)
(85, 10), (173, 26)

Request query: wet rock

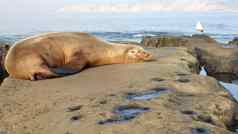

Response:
(191, 34), (217, 43)
(195, 47), (238, 82)
(70, 115), (82, 122)
(66, 105), (82, 112)
(126, 88), (172, 101)
(0, 43), (10, 82)
(191, 127), (210, 134)
(151, 77), (165, 82)
(176, 78), (191, 83)
(228, 37), (238, 46)
(0, 128), (7, 134)
(98, 105), (150, 125)
(181, 110), (197, 116)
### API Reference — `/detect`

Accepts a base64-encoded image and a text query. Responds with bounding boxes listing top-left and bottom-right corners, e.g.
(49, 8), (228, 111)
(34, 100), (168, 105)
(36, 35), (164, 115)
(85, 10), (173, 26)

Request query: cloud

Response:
(57, 0), (238, 13)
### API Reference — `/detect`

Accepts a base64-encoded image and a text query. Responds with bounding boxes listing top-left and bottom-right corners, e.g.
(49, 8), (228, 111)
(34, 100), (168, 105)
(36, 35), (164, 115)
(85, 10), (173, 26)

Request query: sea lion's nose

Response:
(142, 51), (150, 57)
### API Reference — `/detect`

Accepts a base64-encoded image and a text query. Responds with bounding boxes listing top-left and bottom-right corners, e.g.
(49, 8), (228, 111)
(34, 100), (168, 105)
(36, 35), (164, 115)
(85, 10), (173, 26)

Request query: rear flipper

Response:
(30, 66), (60, 81)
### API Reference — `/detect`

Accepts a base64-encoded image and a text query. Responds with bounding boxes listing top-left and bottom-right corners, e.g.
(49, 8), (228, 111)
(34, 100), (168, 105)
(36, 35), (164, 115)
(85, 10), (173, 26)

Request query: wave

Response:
(57, 0), (238, 13)
(1, 31), (236, 45)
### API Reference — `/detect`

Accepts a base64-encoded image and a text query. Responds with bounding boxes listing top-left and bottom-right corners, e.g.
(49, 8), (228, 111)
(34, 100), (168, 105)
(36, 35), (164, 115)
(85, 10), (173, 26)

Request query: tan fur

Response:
(5, 32), (153, 80)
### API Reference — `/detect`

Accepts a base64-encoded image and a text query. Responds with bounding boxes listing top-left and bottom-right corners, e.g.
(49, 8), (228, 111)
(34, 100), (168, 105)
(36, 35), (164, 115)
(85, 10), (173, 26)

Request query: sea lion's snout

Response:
(142, 51), (155, 61)
(126, 46), (155, 62)
(135, 49), (154, 61)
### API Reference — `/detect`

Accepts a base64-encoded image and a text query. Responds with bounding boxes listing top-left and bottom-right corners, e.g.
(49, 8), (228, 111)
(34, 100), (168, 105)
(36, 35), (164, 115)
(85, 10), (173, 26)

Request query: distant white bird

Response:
(196, 21), (204, 32)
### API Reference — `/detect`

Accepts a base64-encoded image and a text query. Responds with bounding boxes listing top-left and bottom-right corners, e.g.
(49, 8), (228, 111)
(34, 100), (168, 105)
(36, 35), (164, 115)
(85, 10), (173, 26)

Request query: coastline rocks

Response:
(141, 35), (238, 82)
(195, 46), (238, 82)
(228, 37), (238, 46)
(141, 34), (217, 49)
(141, 36), (189, 48)
(191, 34), (217, 43)
(0, 48), (237, 134)
(0, 43), (10, 82)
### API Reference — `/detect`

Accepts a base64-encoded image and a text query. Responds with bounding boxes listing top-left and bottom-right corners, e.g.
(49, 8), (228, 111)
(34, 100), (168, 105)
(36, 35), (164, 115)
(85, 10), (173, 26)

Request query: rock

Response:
(195, 46), (238, 82)
(191, 34), (217, 43)
(141, 36), (189, 48)
(228, 37), (238, 46)
(141, 35), (238, 82)
(0, 48), (237, 134)
(0, 128), (7, 134)
(141, 34), (217, 49)
(0, 43), (10, 82)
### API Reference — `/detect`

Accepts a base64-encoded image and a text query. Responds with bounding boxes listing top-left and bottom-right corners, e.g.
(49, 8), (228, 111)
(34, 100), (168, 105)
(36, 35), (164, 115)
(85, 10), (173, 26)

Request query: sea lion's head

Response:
(125, 45), (154, 62)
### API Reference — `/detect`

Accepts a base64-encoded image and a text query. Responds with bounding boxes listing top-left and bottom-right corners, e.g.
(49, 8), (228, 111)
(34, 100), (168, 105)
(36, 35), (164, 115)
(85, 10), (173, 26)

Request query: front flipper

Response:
(51, 67), (80, 76)
(50, 50), (88, 76)
(51, 56), (87, 76)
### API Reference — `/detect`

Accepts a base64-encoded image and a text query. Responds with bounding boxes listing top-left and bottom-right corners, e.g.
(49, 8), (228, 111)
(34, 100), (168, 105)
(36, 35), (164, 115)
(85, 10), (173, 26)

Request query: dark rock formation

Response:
(141, 36), (189, 48)
(141, 34), (217, 49)
(141, 35), (238, 82)
(191, 34), (217, 43)
(228, 37), (238, 46)
(195, 46), (238, 82)
(0, 43), (10, 82)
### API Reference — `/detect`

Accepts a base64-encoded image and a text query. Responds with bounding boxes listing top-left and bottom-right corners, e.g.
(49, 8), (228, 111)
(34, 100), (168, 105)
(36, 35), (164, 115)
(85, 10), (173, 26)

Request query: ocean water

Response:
(0, 12), (238, 44)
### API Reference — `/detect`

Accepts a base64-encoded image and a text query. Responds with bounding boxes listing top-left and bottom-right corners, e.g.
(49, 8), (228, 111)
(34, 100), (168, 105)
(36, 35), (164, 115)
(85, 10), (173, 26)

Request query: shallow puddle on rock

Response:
(232, 80), (238, 85)
(70, 115), (82, 123)
(191, 128), (210, 134)
(151, 77), (165, 82)
(176, 78), (191, 83)
(126, 88), (172, 101)
(181, 110), (197, 116)
(98, 106), (150, 125)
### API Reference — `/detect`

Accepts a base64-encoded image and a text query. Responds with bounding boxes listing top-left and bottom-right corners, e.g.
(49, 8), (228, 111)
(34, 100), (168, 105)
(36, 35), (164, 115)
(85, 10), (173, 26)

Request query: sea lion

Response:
(4, 32), (153, 80)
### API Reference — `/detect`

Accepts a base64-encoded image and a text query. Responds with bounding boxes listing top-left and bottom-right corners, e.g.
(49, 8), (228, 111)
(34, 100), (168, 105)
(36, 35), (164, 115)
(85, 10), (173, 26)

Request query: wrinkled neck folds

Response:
(105, 44), (128, 64)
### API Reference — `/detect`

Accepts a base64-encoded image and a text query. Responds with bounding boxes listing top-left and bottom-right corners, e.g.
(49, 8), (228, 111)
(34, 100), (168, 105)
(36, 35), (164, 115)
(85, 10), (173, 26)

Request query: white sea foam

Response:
(133, 33), (156, 38)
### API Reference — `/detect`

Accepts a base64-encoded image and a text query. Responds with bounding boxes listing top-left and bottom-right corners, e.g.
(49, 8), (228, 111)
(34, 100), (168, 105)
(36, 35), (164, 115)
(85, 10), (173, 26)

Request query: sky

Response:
(58, 0), (238, 13)
(1, 0), (238, 16)
(0, 0), (238, 33)
(0, 0), (237, 20)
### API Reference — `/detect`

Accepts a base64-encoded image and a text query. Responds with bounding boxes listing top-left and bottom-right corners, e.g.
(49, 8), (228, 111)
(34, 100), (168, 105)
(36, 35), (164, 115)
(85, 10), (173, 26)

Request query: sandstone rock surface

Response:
(0, 48), (237, 134)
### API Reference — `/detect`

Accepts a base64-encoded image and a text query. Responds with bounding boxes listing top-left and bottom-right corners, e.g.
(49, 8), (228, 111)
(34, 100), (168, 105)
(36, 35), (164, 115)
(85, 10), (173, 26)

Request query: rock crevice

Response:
(142, 35), (238, 82)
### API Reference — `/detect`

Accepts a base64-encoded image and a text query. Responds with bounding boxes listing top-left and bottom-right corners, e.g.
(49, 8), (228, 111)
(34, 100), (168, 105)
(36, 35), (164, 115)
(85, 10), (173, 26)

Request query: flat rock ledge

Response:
(0, 47), (237, 134)
(142, 35), (238, 82)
